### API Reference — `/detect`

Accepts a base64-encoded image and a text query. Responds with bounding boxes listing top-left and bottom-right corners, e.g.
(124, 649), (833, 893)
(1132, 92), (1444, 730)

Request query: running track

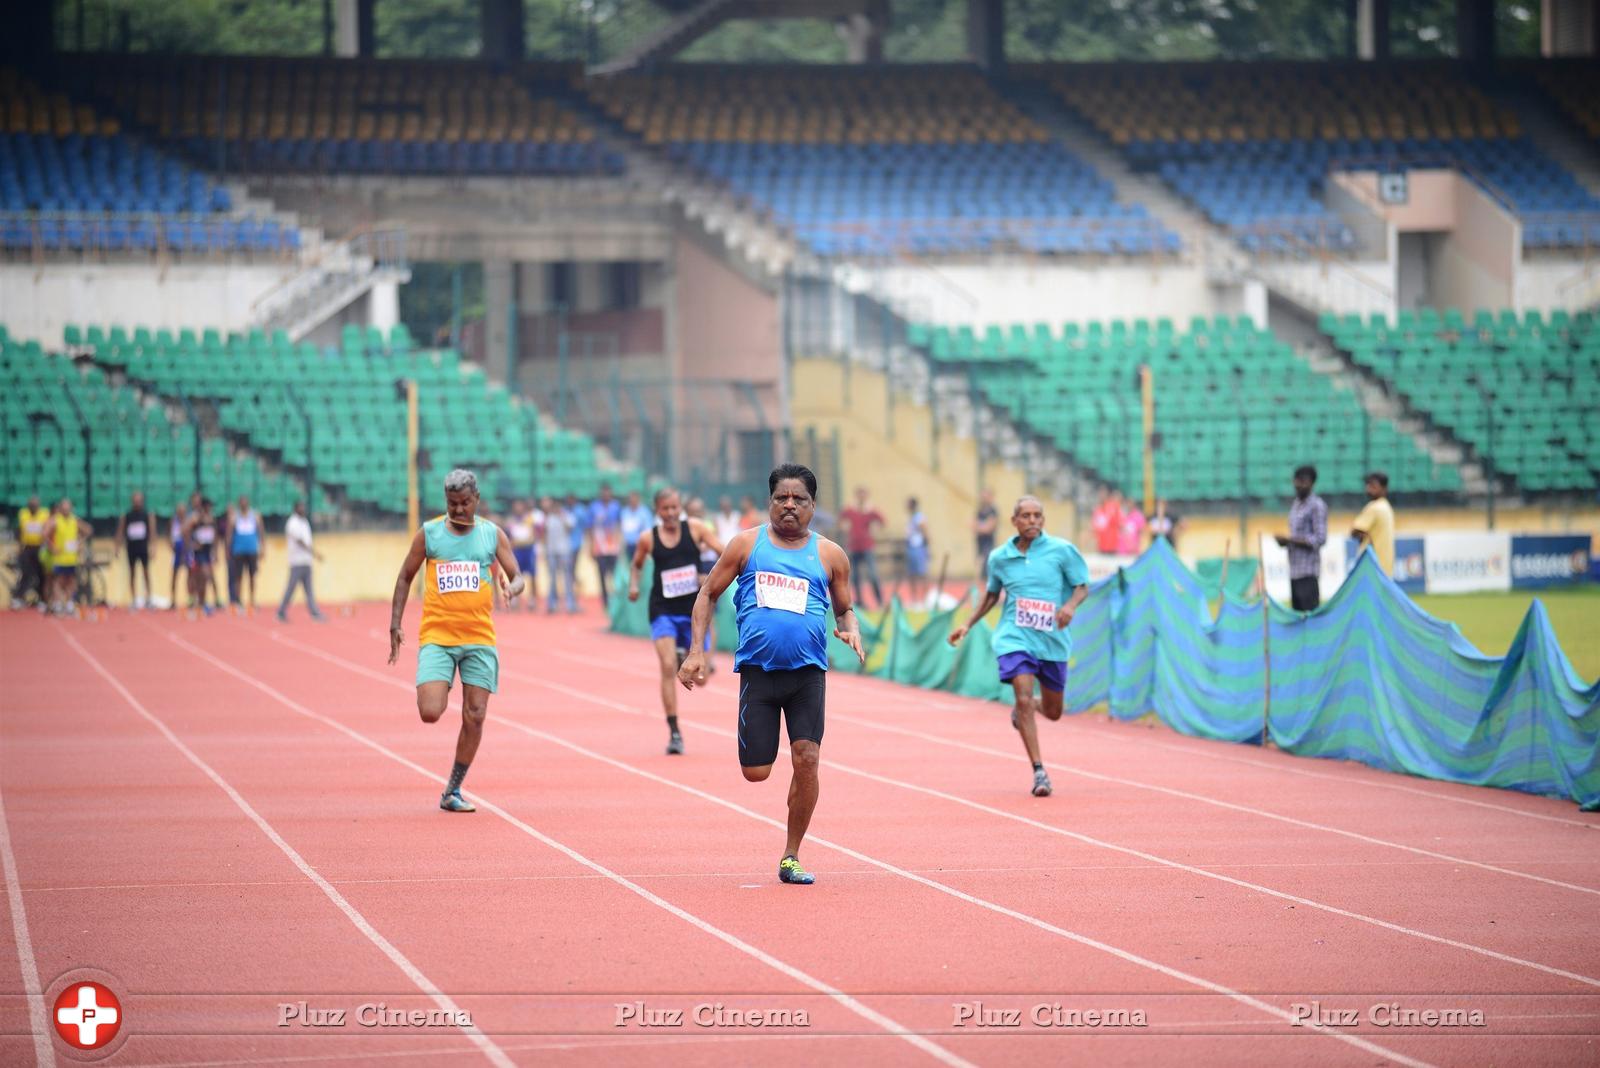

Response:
(2, 603), (1597, 1067)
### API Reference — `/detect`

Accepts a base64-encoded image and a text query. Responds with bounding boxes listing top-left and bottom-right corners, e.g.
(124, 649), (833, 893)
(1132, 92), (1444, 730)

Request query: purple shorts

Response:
(997, 651), (1067, 694)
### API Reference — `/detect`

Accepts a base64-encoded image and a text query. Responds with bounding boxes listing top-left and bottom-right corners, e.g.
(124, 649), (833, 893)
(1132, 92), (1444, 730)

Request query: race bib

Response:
(660, 563), (700, 599)
(235, 517), (257, 536)
(436, 560), (481, 594)
(754, 571), (809, 614)
(23, 521), (42, 536)
(63, 539), (78, 554)
(1015, 597), (1057, 631)
(127, 522), (147, 540)
(594, 528), (621, 556)
(195, 527), (215, 544)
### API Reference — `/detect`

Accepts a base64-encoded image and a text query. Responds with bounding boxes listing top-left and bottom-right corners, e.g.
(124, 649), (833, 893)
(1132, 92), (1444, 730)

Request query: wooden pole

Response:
(406, 379), (420, 532)
(1258, 534), (1272, 748)
(933, 550), (949, 611)
(1140, 364), (1155, 515)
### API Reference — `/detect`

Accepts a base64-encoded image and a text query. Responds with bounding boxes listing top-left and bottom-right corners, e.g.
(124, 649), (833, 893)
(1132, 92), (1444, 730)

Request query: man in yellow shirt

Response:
(44, 498), (90, 615)
(1351, 471), (1396, 575)
(11, 495), (49, 609)
(388, 470), (525, 813)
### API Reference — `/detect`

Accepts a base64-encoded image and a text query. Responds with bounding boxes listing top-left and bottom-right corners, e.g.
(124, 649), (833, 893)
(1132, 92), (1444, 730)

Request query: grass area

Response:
(1413, 587), (1600, 681)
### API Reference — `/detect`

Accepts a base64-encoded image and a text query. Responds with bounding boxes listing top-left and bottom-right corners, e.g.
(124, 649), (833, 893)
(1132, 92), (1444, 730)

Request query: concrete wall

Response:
(1433, 178), (1518, 313)
(871, 262), (1216, 327)
(672, 234), (782, 411)
(0, 263), (295, 345)
(793, 357), (1080, 580)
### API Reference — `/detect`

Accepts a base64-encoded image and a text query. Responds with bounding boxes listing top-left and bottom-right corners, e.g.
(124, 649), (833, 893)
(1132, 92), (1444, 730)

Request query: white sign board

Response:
(1422, 532), (1511, 594)
(1260, 534), (1349, 605)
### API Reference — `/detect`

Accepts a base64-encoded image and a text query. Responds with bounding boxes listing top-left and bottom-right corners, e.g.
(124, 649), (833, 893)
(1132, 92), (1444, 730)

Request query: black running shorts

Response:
(736, 665), (825, 767)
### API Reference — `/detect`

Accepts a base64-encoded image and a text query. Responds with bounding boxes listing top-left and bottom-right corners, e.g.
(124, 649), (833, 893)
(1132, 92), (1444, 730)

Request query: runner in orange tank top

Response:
(388, 470), (525, 813)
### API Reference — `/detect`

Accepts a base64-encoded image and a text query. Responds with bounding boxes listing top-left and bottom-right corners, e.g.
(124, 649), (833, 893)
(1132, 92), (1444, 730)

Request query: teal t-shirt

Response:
(985, 532), (1091, 662)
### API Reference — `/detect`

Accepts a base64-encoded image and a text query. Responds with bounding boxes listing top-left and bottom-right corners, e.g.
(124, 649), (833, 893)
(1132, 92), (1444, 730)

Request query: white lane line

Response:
(165, 629), (971, 1068)
(274, 633), (1433, 1068)
(554, 638), (1600, 831)
(497, 665), (1600, 990)
(0, 760), (55, 1068)
(58, 629), (512, 1068)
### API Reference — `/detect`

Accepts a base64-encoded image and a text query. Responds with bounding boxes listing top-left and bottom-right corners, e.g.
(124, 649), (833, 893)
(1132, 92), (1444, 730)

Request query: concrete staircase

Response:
(1295, 329), (1515, 504)
(1499, 88), (1600, 199)
(590, 0), (740, 76)
(251, 231), (411, 340)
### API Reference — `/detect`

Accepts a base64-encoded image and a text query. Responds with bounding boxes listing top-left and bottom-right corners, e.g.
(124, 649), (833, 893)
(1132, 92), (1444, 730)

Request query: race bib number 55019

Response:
(1015, 597), (1057, 631)
(436, 560), (481, 594)
(754, 571), (809, 614)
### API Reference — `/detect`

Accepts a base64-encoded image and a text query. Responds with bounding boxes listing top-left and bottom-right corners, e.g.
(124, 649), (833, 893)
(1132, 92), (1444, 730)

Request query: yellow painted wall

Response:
(792, 357), (1079, 578)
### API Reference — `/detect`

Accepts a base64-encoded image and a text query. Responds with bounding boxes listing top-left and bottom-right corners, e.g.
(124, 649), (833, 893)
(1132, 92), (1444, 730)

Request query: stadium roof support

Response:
(482, 0), (527, 62)
(333, 0), (377, 58)
(1350, 0), (1391, 59)
(966, 0), (1004, 70)
(1542, 0), (1599, 54)
(591, 0), (886, 75)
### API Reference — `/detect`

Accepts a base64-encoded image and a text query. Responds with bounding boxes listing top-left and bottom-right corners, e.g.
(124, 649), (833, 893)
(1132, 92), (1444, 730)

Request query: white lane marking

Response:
(60, 629), (512, 1068)
(168, 629), (971, 1068)
(0, 756), (55, 1068)
(554, 638), (1600, 830)
(277, 633), (1435, 1068)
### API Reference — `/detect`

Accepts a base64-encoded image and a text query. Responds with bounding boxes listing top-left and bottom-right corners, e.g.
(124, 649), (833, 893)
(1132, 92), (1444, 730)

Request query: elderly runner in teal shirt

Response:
(950, 495), (1090, 798)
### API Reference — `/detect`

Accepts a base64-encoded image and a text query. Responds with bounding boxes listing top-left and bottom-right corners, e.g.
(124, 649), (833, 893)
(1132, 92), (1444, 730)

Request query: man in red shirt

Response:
(838, 486), (885, 608)
(1091, 487), (1123, 554)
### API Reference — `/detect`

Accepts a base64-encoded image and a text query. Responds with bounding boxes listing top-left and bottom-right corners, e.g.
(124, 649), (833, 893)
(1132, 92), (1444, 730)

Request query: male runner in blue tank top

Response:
(949, 495), (1090, 798)
(678, 463), (864, 885)
(628, 486), (724, 755)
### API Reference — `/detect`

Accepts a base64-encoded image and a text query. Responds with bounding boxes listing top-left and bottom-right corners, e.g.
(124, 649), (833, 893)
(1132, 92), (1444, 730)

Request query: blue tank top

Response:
(230, 511), (261, 554)
(733, 526), (831, 672)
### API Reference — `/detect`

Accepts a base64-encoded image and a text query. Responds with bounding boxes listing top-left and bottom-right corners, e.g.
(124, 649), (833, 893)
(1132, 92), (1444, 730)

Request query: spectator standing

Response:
(227, 494), (265, 614)
(738, 495), (763, 530)
(116, 490), (154, 610)
(505, 499), (541, 612)
(1351, 471), (1396, 576)
(44, 497), (88, 615)
(1275, 465), (1328, 611)
(904, 497), (930, 603)
(1117, 499), (1147, 555)
(11, 495), (49, 609)
(543, 495), (579, 613)
(973, 488), (999, 580)
(589, 483), (624, 607)
(714, 495), (743, 547)
(1148, 499), (1182, 549)
(620, 490), (654, 561)
(838, 486), (886, 608)
(1091, 488), (1123, 553)
(277, 499), (326, 622)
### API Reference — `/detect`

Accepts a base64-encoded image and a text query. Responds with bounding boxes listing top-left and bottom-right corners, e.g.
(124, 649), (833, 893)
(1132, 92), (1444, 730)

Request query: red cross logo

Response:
(53, 981), (122, 1050)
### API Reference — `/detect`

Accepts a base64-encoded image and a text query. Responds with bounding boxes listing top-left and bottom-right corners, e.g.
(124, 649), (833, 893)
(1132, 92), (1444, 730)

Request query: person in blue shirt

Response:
(588, 483), (625, 607)
(564, 493), (589, 607)
(678, 463), (865, 885)
(949, 495), (1090, 798)
(619, 489), (654, 561)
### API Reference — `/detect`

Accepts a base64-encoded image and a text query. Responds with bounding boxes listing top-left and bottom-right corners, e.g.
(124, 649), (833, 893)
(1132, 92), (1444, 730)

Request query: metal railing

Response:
(0, 211), (302, 262)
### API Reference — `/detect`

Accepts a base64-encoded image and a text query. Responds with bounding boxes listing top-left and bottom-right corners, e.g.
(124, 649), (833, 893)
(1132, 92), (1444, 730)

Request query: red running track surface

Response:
(2, 601), (1597, 1067)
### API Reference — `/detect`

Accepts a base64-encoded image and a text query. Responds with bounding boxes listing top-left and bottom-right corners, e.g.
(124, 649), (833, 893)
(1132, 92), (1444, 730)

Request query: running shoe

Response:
(777, 855), (814, 885)
(439, 791), (476, 813)
(1031, 768), (1053, 798)
(666, 731), (684, 755)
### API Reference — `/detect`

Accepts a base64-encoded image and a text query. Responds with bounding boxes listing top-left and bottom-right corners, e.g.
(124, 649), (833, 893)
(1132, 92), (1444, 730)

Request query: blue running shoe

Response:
(778, 855), (814, 885)
(1031, 768), (1053, 797)
(439, 790), (475, 813)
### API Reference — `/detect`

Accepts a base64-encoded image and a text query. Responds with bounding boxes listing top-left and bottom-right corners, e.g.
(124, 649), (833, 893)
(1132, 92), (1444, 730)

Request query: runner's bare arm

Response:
(678, 529), (754, 689)
(492, 525), (524, 599)
(1057, 584), (1089, 627)
(692, 518), (726, 557)
(388, 528), (427, 665)
(821, 538), (864, 664)
(949, 589), (1003, 646)
(628, 529), (654, 602)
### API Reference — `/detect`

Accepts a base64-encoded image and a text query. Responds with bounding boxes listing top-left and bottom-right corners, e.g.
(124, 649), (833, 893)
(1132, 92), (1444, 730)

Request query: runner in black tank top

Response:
(628, 487), (725, 755)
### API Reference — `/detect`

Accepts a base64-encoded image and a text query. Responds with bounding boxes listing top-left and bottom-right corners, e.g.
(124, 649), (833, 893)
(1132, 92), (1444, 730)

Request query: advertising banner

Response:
(1509, 535), (1593, 590)
(1423, 532), (1511, 594)
(1260, 535), (1348, 605)
(1392, 536), (1426, 594)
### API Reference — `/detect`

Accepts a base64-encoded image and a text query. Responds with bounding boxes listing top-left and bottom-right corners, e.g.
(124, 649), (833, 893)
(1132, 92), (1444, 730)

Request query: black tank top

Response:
(648, 522), (703, 619)
(124, 507), (150, 546)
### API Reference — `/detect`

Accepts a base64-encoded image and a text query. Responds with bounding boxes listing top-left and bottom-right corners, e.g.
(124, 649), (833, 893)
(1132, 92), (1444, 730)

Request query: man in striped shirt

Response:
(1276, 465), (1327, 611)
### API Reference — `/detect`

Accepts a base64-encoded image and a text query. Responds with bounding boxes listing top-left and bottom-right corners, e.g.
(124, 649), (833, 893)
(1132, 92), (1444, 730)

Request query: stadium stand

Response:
(1, 326), (296, 520)
(906, 315), (1462, 503)
(0, 67), (297, 254)
(1533, 64), (1600, 144)
(1321, 308), (1599, 494)
(583, 66), (1180, 257)
(1033, 65), (1600, 250)
(58, 323), (640, 517)
(70, 58), (622, 177)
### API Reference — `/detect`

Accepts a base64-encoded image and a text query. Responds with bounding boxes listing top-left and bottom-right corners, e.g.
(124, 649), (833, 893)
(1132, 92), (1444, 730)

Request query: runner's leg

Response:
(1010, 674), (1044, 766)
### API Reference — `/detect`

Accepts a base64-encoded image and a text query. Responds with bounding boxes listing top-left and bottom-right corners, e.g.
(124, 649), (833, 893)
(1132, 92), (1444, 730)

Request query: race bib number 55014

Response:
(1015, 597), (1057, 631)
(436, 560), (481, 594)
(660, 563), (700, 599)
(754, 571), (809, 614)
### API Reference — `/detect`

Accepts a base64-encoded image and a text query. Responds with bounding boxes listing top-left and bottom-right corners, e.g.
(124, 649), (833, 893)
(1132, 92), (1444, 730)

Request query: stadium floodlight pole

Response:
(58, 385), (93, 522)
(286, 383), (315, 509)
(1140, 364), (1155, 515)
(1483, 386), (1496, 530)
(406, 378), (420, 532)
